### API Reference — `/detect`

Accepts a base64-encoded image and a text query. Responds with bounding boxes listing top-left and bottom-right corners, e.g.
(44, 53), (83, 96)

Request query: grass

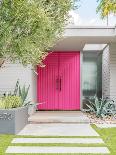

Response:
(0, 125), (116, 155)
(92, 125), (116, 155)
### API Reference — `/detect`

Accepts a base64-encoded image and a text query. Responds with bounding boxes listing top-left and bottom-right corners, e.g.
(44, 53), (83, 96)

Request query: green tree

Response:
(0, 0), (71, 67)
(97, 0), (116, 18)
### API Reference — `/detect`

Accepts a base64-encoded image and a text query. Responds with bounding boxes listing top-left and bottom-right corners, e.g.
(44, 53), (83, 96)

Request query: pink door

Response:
(37, 52), (80, 110)
(37, 53), (59, 110)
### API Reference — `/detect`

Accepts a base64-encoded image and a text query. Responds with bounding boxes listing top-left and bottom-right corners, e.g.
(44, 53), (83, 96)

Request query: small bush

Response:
(0, 96), (22, 109)
(0, 98), (5, 109)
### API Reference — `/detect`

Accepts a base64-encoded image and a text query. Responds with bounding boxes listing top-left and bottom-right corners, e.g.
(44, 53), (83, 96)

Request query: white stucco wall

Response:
(0, 63), (37, 103)
(102, 43), (116, 102)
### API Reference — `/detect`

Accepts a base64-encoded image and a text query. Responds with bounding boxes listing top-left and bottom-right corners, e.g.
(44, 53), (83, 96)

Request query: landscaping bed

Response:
(0, 80), (32, 134)
(83, 96), (116, 124)
(85, 112), (116, 124)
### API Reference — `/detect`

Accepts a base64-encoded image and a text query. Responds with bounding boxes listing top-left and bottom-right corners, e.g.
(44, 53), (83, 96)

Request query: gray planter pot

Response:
(28, 105), (36, 116)
(0, 106), (28, 134)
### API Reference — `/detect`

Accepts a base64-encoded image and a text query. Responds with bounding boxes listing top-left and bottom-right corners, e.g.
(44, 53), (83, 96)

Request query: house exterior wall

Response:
(102, 46), (110, 98)
(102, 43), (116, 102)
(0, 64), (36, 102)
(109, 43), (116, 102)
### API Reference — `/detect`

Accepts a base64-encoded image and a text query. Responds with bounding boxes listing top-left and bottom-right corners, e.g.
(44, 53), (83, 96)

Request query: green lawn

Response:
(93, 125), (116, 155)
(0, 125), (116, 155)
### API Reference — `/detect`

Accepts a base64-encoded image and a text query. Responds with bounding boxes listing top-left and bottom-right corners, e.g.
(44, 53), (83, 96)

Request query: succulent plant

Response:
(0, 80), (31, 109)
(19, 85), (30, 106)
(85, 96), (116, 118)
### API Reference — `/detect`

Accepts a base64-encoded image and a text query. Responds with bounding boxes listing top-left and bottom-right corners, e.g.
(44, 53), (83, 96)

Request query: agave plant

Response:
(85, 96), (116, 118)
(2, 80), (19, 97)
(18, 85), (30, 106)
(14, 80), (20, 96)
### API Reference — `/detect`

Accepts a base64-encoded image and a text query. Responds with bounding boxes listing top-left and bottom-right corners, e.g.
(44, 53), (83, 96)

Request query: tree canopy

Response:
(97, 0), (116, 18)
(0, 0), (71, 67)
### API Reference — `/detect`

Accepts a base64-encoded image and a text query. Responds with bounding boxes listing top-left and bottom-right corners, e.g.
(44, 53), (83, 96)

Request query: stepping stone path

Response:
(6, 124), (110, 154)
(18, 123), (99, 136)
(12, 137), (104, 144)
(6, 146), (109, 154)
(6, 138), (110, 154)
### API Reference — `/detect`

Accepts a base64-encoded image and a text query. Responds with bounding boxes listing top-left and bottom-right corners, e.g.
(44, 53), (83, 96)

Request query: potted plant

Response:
(0, 80), (30, 134)
(0, 95), (28, 134)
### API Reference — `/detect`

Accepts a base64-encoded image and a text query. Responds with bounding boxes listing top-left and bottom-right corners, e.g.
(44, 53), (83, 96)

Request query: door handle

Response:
(56, 78), (59, 90)
(60, 78), (61, 91)
(56, 77), (61, 91)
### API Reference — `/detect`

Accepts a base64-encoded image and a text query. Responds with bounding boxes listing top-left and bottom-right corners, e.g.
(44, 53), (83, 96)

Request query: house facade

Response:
(0, 26), (116, 110)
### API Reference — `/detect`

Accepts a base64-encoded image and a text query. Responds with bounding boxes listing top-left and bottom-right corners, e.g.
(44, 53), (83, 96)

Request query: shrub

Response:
(85, 96), (116, 118)
(0, 98), (5, 109)
(0, 96), (22, 109)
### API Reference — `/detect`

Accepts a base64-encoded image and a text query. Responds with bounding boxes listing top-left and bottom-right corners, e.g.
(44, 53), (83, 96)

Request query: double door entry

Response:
(37, 52), (80, 110)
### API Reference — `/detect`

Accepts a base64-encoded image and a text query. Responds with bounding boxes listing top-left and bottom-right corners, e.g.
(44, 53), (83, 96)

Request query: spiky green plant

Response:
(14, 80), (19, 96)
(85, 96), (116, 118)
(19, 85), (30, 106)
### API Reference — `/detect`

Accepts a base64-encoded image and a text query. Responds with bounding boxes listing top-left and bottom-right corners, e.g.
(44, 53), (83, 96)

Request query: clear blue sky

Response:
(78, 0), (98, 20)
(72, 0), (116, 26)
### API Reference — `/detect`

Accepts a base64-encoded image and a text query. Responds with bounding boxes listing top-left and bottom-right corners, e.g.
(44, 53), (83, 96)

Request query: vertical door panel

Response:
(59, 52), (80, 110)
(37, 52), (59, 110)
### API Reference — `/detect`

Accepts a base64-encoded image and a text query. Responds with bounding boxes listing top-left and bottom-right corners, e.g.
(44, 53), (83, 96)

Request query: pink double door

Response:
(37, 52), (80, 110)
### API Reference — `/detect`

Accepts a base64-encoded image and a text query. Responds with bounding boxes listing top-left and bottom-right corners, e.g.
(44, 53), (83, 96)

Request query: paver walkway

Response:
(12, 137), (104, 144)
(29, 111), (90, 123)
(6, 146), (110, 154)
(6, 123), (110, 154)
(18, 123), (99, 136)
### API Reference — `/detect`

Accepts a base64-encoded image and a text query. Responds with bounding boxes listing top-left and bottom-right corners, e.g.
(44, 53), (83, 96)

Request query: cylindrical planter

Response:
(0, 106), (28, 134)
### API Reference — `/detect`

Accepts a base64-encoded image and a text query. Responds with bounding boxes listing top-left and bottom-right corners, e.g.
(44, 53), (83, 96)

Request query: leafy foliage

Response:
(85, 96), (116, 118)
(0, 0), (72, 66)
(97, 0), (116, 18)
(0, 96), (22, 109)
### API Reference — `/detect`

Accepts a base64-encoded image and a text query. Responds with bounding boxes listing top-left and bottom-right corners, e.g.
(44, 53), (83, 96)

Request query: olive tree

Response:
(0, 0), (71, 67)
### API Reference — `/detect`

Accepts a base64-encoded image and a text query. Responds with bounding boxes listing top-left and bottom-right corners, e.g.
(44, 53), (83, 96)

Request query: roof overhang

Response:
(52, 26), (116, 51)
